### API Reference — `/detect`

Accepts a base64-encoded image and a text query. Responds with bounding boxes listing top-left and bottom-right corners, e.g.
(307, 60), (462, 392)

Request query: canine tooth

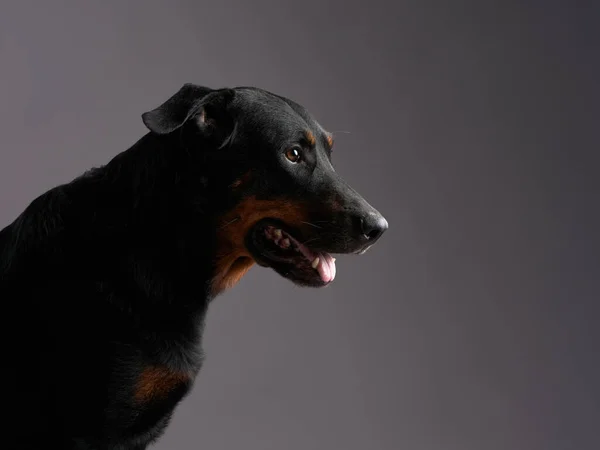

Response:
(280, 238), (290, 248)
(311, 257), (320, 269)
(332, 257), (336, 262)
(273, 229), (282, 239)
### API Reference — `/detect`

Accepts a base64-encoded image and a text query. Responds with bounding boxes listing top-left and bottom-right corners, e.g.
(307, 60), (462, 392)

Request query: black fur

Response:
(0, 84), (387, 449)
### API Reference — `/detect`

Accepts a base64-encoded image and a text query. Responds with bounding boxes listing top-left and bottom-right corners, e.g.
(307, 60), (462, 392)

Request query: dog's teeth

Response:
(273, 229), (282, 239)
(332, 257), (336, 262)
(311, 257), (320, 269)
(280, 238), (290, 248)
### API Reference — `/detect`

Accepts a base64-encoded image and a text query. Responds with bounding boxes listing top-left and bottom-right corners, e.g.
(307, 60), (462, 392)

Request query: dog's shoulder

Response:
(0, 165), (116, 276)
(0, 184), (71, 276)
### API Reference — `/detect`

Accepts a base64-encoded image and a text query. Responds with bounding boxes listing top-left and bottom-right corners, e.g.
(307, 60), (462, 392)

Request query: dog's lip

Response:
(354, 243), (374, 255)
(246, 219), (336, 284)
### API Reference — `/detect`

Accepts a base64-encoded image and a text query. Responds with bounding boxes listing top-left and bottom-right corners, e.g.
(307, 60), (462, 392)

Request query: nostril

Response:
(367, 229), (381, 240)
(363, 224), (381, 240)
(360, 214), (388, 241)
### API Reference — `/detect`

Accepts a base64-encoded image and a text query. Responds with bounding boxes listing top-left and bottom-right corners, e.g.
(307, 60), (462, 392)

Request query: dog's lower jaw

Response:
(210, 255), (255, 297)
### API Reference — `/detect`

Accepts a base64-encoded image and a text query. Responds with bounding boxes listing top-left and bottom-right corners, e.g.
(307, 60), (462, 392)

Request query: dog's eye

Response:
(285, 146), (302, 163)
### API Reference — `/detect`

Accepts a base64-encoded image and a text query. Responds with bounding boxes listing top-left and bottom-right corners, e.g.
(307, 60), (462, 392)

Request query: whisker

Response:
(301, 221), (322, 229)
(300, 237), (320, 246)
(218, 216), (240, 230)
(309, 220), (335, 225)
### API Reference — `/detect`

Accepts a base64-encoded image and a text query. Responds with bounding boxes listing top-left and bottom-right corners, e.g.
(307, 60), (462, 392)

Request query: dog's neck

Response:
(76, 133), (218, 309)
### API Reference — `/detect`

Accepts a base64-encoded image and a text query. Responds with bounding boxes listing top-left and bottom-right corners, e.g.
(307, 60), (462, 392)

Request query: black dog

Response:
(0, 84), (388, 449)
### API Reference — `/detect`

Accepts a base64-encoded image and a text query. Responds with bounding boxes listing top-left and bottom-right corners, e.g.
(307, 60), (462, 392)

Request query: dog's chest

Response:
(132, 364), (193, 405)
(110, 330), (206, 446)
(133, 331), (205, 406)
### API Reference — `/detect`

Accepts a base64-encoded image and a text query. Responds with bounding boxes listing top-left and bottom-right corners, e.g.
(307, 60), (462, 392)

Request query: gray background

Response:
(1, 1), (599, 449)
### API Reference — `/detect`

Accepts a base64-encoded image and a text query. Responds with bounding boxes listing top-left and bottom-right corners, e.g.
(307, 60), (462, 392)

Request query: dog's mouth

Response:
(246, 219), (336, 287)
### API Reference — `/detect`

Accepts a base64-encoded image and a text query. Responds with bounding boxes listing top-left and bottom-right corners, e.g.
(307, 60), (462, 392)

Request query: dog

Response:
(0, 84), (388, 449)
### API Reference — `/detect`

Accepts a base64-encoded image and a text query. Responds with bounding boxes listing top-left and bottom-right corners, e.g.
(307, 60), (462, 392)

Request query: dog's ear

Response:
(142, 84), (236, 146)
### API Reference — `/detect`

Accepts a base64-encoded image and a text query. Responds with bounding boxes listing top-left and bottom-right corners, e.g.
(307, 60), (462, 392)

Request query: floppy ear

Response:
(141, 84), (236, 145)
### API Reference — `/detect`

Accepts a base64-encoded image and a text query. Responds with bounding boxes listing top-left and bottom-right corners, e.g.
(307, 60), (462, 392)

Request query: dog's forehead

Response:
(233, 87), (326, 137)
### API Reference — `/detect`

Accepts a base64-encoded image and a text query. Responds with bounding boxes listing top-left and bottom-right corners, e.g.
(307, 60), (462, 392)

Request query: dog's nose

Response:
(360, 212), (388, 242)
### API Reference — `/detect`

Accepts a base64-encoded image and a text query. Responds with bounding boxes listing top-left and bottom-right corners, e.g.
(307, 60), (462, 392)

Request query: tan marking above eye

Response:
(304, 130), (316, 146)
(325, 134), (334, 149)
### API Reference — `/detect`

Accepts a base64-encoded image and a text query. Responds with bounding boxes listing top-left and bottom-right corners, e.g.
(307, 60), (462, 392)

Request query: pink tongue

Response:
(285, 233), (336, 283)
(316, 252), (336, 283)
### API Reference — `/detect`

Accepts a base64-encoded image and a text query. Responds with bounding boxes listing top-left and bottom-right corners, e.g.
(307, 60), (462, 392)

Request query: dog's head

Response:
(142, 84), (388, 293)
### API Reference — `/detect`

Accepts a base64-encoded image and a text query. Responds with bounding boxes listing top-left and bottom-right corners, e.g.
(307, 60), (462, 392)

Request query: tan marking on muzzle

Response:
(211, 196), (311, 295)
